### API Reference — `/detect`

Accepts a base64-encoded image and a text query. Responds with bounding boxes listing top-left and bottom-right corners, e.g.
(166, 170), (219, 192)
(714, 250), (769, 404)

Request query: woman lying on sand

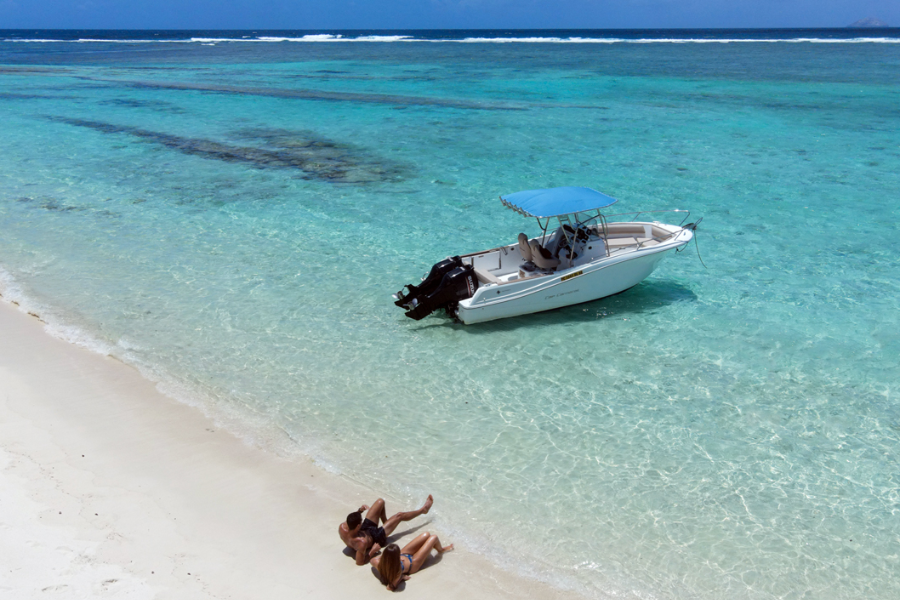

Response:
(371, 532), (453, 591)
(340, 495), (434, 565)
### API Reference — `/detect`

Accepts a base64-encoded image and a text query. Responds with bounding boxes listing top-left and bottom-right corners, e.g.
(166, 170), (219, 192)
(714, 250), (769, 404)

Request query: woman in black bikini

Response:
(371, 533), (454, 591)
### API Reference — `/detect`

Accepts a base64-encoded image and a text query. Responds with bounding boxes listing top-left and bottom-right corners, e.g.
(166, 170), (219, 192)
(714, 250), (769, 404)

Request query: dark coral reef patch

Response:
(48, 117), (406, 184)
(87, 77), (526, 111)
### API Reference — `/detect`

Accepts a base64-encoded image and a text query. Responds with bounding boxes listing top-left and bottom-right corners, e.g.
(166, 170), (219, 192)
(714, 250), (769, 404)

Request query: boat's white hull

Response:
(455, 234), (688, 324)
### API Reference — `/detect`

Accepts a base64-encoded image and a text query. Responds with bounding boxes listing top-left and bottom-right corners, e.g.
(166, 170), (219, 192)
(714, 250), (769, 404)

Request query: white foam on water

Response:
(4, 36), (900, 44)
(73, 38), (191, 43)
(256, 35), (342, 42)
(0, 266), (344, 478)
(0, 268), (110, 356)
(351, 35), (415, 42)
(459, 36), (569, 43)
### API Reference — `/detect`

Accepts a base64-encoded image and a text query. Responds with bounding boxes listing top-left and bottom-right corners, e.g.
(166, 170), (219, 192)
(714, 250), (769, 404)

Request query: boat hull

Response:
(456, 245), (677, 324)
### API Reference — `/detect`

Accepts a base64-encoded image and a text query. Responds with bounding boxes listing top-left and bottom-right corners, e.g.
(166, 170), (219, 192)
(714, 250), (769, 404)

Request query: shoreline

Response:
(0, 299), (564, 599)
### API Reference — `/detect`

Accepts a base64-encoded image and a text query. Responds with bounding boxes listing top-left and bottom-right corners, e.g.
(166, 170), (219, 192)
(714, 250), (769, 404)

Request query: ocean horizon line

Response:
(3, 26), (899, 45)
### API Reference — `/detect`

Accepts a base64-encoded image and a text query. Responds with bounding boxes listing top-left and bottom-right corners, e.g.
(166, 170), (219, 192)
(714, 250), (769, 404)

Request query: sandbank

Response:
(0, 300), (564, 599)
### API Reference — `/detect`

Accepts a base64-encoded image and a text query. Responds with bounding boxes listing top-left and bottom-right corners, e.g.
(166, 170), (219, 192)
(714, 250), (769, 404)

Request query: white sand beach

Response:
(0, 300), (563, 600)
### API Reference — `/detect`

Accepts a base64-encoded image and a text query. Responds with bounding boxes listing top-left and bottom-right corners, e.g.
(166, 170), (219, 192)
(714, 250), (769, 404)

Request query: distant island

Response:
(848, 18), (890, 27)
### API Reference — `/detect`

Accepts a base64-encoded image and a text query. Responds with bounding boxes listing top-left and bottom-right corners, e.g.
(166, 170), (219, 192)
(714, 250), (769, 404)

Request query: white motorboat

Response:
(393, 187), (699, 324)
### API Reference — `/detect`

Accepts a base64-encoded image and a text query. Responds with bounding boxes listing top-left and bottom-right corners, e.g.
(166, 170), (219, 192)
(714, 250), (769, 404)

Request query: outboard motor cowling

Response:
(401, 264), (479, 321)
(393, 255), (462, 307)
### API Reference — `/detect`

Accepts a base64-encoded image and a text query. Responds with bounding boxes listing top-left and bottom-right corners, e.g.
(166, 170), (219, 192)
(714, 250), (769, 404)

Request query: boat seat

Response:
(518, 233), (538, 276)
(529, 240), (559, 271)
(517, 233), (533, 262)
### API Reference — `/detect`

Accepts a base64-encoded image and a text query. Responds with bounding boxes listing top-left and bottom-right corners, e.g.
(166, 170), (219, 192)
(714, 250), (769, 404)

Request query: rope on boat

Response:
(679, 217), (707, 269)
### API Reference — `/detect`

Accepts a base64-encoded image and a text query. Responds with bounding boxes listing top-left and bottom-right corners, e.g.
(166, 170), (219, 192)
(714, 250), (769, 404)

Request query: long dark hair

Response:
(377, 543), (402, 590)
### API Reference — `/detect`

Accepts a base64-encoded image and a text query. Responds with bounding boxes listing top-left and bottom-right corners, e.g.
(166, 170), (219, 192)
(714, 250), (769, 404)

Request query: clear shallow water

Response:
(1, 29), (899, 599)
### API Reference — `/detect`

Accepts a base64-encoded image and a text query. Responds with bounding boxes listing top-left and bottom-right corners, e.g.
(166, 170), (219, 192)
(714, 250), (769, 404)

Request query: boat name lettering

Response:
(545, 289), (579, 300)
(561, 270), (584, 282)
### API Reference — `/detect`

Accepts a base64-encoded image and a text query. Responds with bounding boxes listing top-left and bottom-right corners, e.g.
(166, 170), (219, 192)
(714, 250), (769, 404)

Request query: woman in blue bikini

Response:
(371, 532), (454, 591)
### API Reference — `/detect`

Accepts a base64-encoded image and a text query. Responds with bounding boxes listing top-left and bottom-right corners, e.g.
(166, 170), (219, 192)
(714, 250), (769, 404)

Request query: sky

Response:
(0, 0), (897, 30)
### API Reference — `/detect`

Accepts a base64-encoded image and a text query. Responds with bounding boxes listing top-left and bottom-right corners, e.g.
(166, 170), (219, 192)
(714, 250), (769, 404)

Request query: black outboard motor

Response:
(398, 263), (479, 321)
(393, 255), (462, 308)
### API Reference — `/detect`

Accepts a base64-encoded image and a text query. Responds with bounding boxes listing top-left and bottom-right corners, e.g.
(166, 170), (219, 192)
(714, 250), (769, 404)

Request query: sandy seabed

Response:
(0, 300), (563, 599)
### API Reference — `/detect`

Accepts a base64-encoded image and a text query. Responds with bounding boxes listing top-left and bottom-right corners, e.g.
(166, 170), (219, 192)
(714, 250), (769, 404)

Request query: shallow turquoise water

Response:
(2, 31), (899, 599)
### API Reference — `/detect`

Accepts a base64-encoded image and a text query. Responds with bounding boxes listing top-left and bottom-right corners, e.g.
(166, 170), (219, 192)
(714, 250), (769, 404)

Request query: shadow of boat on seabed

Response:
(411, 279), (698, 333)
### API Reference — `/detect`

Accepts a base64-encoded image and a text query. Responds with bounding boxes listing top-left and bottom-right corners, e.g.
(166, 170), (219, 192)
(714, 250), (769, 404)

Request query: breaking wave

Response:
(4, 35), (900, 44)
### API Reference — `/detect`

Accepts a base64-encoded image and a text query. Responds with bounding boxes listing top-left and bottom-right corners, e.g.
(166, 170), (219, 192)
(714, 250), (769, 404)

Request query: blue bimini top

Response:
(500, 187), (618, 219)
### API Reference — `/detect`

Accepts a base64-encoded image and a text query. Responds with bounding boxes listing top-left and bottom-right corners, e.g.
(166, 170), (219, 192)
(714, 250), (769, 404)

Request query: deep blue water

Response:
(1, 29), (899, 599)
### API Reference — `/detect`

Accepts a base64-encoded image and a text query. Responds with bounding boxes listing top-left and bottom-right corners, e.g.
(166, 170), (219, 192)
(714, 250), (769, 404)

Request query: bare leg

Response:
(399, 532), (431, 555)
(408, 534), (453, 575)
(431, 535), (453, 554)
(382, 494), (434, 536)
(365, 498), (388, 525)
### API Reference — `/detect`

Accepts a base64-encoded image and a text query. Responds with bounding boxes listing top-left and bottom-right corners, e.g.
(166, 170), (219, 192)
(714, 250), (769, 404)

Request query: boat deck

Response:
(461, 221), (679, 286)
